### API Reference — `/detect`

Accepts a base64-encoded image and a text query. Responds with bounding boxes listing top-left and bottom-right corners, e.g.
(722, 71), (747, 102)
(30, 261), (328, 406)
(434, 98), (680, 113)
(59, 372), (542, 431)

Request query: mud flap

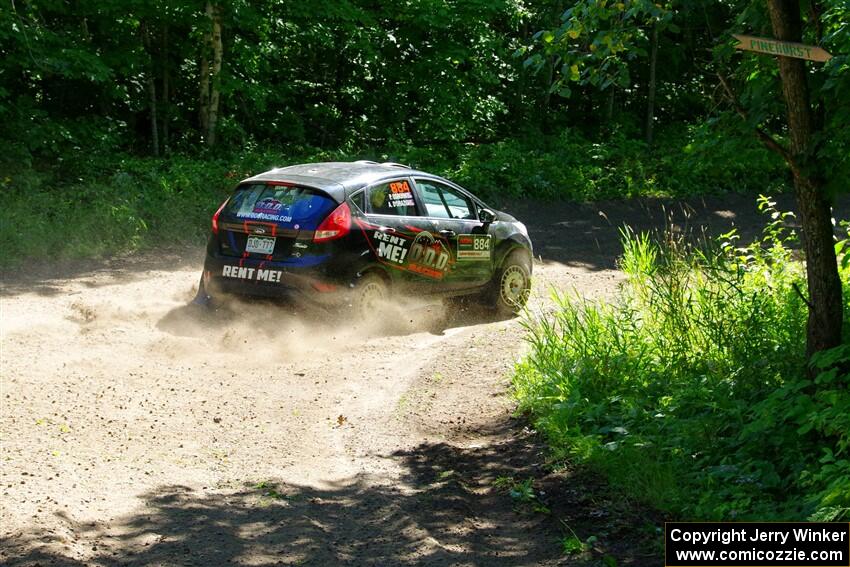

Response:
(191, 274), (212, 307)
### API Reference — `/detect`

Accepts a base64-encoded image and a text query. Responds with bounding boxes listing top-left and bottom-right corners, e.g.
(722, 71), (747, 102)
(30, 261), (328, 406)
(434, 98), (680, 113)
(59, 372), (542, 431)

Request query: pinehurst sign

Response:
(733, 34), (833, 63)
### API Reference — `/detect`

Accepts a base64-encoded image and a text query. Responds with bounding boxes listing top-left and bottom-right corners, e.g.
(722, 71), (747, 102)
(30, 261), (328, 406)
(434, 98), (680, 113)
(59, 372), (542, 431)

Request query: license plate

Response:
(245, 236), (276, 255)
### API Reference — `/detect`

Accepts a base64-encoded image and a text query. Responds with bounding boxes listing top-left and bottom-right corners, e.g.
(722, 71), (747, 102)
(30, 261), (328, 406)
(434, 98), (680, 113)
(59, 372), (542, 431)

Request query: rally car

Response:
(195, 161), (533, 316)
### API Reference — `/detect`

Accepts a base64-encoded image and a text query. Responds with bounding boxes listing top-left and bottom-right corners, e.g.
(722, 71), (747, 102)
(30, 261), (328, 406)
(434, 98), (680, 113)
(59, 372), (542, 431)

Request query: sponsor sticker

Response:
(253, 197), (283, 215)
(234, 187), (294, 222)
(457, 234), (491, 260)
(373, 231), (410, 265)
(221, 265), (283, 283)
(408, 232), (450, 279)
(236, 210), (294, 222)
(368, 228), (451, 279)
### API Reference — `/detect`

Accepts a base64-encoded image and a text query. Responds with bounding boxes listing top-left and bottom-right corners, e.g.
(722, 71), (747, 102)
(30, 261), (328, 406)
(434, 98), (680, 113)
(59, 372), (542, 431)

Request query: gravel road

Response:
(1, 193), (833, 566)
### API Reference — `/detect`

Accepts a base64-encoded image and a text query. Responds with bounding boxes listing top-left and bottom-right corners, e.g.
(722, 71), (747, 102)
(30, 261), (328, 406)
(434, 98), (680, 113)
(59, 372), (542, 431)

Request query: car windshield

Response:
(224, 183), (336, 228)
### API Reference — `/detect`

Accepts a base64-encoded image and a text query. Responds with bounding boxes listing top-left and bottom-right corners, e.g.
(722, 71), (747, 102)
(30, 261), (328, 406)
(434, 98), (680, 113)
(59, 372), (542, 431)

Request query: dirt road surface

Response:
(1, 194), (831, 566)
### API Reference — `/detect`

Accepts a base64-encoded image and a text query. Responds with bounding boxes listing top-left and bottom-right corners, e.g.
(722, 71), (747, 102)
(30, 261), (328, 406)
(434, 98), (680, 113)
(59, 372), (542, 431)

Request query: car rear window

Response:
(224, 183), (336, 227)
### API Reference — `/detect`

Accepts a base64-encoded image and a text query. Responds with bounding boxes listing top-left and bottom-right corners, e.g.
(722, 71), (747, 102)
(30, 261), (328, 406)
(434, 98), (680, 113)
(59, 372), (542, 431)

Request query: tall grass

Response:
(514, 197), (850, 520)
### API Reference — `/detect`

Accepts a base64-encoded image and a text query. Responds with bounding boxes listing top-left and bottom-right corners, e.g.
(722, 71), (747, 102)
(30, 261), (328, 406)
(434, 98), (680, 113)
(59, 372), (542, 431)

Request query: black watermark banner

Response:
(665, 522), (850, 566)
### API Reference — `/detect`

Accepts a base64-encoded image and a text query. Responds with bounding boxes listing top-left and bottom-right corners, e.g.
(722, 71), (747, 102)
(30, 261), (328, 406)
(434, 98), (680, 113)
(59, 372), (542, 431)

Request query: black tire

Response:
(352, 272), (390, 321)
(491, 250), (532, 315)
(192, 273), (213, 307)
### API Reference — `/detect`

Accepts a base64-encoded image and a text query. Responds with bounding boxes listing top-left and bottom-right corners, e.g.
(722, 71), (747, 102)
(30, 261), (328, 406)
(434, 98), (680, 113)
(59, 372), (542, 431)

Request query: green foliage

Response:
(523, 0), (673, 96)
(0, 149), (285, 264)
(661, 119), (787, 195)
(449, 132), (662, 201)
(0, 128), (788, 267)
(514, 198), (850, 519)
(561, 535), (585, 555)
(493, 475), (551, 515)
(426, 126), (784, 202)
(508, 477), (536, 503)
(1, 0), (529, 155)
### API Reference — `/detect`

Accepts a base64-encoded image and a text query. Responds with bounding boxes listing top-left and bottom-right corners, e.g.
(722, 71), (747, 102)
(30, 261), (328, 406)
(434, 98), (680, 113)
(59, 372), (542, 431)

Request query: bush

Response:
(513, 198), (850, 520)
(0, 151), (286, 265)
(0, 126), (790, 266)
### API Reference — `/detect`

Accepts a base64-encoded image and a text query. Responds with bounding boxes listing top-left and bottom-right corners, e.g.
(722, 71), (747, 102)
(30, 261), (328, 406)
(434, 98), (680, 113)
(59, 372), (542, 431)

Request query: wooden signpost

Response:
(733, 34), (833, 62)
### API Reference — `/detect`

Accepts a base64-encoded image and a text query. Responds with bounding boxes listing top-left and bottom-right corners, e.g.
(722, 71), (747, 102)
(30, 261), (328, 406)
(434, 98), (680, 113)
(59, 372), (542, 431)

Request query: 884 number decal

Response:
(457, 234), (491, 260)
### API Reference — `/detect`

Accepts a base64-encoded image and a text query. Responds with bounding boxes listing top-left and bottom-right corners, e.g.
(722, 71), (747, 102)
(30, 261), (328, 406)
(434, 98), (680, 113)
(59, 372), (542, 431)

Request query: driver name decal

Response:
(388, 181), (415, 208)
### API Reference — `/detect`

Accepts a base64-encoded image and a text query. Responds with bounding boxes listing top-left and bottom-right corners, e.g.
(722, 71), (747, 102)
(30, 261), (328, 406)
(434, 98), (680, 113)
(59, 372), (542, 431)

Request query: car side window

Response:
(414, 179), (476, 220)
(349, 190), (366, 213)
(366, 180), (418, 216)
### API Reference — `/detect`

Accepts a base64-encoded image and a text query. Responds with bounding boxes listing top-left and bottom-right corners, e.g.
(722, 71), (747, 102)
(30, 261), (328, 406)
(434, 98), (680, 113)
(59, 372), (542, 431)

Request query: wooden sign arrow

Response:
(733, 34), (833, 62)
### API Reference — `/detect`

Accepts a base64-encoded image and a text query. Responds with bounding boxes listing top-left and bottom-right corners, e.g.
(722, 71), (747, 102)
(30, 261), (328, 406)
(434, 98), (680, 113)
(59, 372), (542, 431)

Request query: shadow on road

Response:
(0, 246), (204, 298)
(1, 421), (660, 567)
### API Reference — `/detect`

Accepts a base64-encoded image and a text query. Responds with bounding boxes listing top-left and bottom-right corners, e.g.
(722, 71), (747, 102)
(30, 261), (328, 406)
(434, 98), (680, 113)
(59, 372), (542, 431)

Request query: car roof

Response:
(242, 161), (436, 202)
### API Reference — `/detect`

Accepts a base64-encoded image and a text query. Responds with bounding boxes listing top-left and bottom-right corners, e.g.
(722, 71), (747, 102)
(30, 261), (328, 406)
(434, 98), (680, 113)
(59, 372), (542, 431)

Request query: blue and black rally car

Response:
(196, 161), (533, 316)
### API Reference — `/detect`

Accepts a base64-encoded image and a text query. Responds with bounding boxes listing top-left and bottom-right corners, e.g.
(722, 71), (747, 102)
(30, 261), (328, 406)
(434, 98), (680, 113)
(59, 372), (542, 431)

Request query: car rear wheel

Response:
(352, 272), (389, 321)
(192, 274), (212, 307)
(493, 251), (531, 315)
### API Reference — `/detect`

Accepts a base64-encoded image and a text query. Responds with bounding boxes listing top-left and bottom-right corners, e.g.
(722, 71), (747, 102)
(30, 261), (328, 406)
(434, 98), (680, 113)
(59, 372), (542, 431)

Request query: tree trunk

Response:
(141, 22), (159, 157)
(540, 55), (559, 132)
(604, 86), (615, 125)
(199, 59), (209, 139)
(147, 71), (159, 157)
(766, 0), (843, 356)
(206, 2), (223, 147)
(645, 23), (658, 146)
(198, 4), (211, 142)
(161, 23), (169, 154)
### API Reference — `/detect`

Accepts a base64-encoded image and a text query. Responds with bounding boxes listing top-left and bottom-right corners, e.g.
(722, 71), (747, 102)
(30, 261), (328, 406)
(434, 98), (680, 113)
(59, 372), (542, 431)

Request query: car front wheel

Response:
(493, 251), (531, 315)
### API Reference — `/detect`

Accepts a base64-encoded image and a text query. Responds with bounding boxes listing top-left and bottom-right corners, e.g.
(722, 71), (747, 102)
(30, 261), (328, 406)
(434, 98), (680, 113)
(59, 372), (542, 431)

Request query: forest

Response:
(2, 0), (849, 527)
(2, 1), (847, 259)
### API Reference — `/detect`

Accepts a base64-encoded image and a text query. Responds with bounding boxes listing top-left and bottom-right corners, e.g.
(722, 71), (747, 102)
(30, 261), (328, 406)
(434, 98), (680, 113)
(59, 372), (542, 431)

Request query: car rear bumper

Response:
(201, 254), (353, 306)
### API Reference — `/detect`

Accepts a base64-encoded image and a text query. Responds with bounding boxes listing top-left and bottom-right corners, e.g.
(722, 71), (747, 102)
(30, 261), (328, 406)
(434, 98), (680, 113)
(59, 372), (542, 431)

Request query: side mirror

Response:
(478, 208), (496, 224)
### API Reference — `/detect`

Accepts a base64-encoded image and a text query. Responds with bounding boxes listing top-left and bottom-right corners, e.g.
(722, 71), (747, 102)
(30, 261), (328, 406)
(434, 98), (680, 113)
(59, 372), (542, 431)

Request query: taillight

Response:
(314, 202), (351, 243)
(211, 199), (228, 234)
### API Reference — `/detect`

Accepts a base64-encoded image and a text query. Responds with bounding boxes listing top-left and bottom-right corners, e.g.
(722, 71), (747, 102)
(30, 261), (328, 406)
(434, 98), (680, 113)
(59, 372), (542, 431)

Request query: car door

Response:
(354, 177), (451, 293)
(411, 177), (493, 289)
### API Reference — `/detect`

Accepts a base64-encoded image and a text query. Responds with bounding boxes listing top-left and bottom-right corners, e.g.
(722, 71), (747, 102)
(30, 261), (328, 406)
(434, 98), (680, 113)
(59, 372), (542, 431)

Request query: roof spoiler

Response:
(353, 160), (410, 169)
(352, 160), (411, 169)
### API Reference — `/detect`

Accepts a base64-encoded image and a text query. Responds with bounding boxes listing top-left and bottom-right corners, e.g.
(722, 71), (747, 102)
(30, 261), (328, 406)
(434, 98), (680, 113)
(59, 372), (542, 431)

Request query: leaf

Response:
(570, 64), (580, 81)
(562, 536), (583, 554)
